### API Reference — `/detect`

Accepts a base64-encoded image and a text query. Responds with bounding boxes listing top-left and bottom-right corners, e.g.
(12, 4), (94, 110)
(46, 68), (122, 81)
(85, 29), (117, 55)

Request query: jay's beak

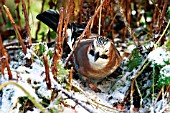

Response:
(94, 52), (99, 62)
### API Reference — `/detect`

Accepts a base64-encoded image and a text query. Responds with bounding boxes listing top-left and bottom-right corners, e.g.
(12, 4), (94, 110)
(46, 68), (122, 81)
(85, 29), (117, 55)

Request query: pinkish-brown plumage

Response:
(74, 36), (122, 79)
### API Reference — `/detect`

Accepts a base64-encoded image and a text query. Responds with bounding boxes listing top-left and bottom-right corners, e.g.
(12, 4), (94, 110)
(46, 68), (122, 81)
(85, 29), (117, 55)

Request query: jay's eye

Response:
(91, 44), (94, 48)
(89, 49), (94, 56)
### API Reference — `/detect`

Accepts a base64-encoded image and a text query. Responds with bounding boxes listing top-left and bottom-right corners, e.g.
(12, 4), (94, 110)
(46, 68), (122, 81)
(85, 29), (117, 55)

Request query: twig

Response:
(162, 85), (165, 108)
(21, 0), (32, 46)
(135, 80), (143, 108)
(4, 41), (22, 47)
(154, 85), (170, 107)
(52, 81), (97, 113)
(130, 18), (170, 107)
(152, 66), (155, 106)
(155, 0), (169, 34)
(150, 0), (161, 14)
(98, 0), (102, 35)
(3, 5), (27, 54)
(43, 55), (51, 90)
(156, 20), (170, 48)
(130, 59), (150, 109)
(64, 0), (106, 68)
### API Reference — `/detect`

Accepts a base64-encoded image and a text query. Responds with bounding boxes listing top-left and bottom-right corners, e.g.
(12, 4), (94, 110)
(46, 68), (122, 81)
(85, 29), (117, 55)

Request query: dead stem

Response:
(150, 0), (161, 14)
(135, 80), (143, 108)
(155, 0), (169, 34)
(98, 0), (102, 35)
(117, 0), (139, 46)
(43, 55), (51, 90)
(156, 20), (170, 48)
(56, 8), (64, 51)
(21, 0), (32, 46)
(35, 0), (45, 39)
(15, 0), (22, 29)
(130, 59), (150, 110)
(3, 5), (27, 54)
(51, 8), (64, 75)
(52, 79), (118, 113)
(64, 0), (106, 68)
(27, 0), (30, 15)
(62, 0), (73, 44)
(68, 66), (73, 90)
(0, 35), (13, 79)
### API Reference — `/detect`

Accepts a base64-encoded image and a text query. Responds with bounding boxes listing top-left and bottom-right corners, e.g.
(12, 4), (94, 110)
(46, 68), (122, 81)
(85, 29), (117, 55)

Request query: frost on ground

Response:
(0, 43), (170, 113)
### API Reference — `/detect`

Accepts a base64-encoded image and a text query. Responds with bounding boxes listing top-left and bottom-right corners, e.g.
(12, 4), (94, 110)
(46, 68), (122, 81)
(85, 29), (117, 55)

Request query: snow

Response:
(1, 41), (170, 113)
(0, 80), (41, 113)
(126, 44), (136, 53)
(26, 108), (40, 113)
(148, 47), (170, 66)
(37, 83), (52, 99)
(160, 65), (170, 77)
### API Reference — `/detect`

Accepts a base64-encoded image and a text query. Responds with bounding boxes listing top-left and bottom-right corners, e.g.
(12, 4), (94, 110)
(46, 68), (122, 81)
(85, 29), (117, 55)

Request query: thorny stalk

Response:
(0, 35), (13, 79)
(3, 5), (27, 54)
(15, 0), (22, 28)
(43, 55), (51, 90)
(21, 0), (32, 46)
(68, 66), (73, 90)
(27, 0), (30, 15)
(51, 8), (64, 75)
(64, 0), (106, 68)
(62, 0), (73, 44)
(56, 8), (64, 51)
(35, 0), (45, 39)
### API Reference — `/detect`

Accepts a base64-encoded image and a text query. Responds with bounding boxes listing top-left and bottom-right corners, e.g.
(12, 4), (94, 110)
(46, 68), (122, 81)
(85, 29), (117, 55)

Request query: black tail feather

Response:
(36, 9), (97, 36)
(36, 9), (59, 31)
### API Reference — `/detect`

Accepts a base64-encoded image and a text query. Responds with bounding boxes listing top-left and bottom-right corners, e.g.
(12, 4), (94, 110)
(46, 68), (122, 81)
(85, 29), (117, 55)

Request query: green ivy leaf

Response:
(158, 65), (170, 86)
(127, 48), (143, 71)
(167, 6), (170, 18)
(57, 63), (69, 83)
(39, 44), (46, 56)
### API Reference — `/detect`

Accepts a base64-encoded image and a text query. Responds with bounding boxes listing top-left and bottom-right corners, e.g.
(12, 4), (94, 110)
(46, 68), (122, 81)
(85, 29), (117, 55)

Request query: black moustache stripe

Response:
(89, 50), (108, 59)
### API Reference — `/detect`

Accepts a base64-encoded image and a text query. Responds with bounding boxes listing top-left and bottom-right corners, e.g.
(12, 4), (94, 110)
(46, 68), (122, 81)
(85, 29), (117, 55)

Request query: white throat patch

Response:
(87, 53), (109, 69)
